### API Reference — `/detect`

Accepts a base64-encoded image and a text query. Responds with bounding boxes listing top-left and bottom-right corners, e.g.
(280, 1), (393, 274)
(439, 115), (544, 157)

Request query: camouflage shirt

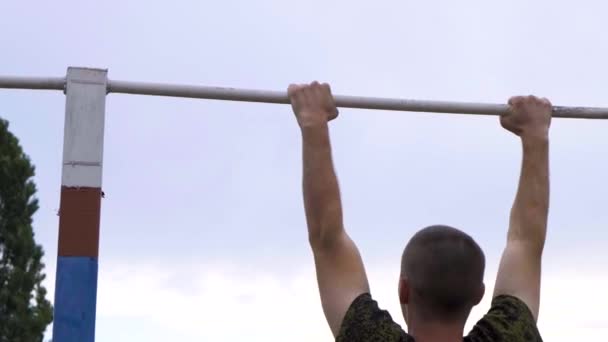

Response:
(336, 293), (542, 341)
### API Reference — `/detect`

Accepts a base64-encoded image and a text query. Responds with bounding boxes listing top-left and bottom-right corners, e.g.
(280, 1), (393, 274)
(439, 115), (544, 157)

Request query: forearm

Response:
(509, 135), (550, 250)
(301, 123), (344, 247)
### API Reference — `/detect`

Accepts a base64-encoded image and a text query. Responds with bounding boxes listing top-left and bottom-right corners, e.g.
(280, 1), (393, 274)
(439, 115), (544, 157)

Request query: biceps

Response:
(313, 232), (370, 337)
(493, 241), (542, 321)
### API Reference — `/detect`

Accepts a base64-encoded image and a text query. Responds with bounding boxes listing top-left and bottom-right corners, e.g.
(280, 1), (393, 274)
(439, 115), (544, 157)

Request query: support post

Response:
(52, 67), (107, 342)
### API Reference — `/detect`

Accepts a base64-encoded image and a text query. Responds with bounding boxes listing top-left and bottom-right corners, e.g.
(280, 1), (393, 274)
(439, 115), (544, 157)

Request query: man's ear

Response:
(398, 278), (410, 305)
(473, 283), (485, 306)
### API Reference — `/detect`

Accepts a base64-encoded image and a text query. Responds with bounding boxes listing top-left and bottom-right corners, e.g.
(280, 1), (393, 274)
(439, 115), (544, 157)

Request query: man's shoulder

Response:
(336, 293), (413, 342)
(466, 295), (543, 342)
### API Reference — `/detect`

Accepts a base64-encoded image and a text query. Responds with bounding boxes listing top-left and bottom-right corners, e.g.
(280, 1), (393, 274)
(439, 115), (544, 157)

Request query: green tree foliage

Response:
(0, 118), (53, 342)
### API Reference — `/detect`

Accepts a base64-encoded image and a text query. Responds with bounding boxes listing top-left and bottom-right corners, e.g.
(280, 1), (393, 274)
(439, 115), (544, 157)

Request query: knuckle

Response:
(288, 85), (300, 98)
(509, 96), (524, 107)
(525, 95), (536, 104)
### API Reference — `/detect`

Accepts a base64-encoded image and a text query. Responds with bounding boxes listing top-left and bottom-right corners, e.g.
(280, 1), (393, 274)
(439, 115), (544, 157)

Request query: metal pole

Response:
(1, 74), (608, 119)
(0, 76), (65, 90)
(109, 80), (517, 116)
(52, 67), (107, 342)
(105, 80), (608, 119)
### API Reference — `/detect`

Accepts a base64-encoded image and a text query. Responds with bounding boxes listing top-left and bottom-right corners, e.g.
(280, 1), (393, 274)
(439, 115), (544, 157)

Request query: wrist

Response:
(300, 121), (329, 133)
(521, 133), (549, 150)
(300, 123), (330, 146)
(296, 110), (332, 129)
(521, 130), (549, 144)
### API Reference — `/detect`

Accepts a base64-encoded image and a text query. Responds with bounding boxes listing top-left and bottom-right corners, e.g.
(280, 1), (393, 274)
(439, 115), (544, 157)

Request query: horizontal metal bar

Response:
(0, 76), (65, 91)
(1, 74), (608, 119)
(107, 80), (608, 119)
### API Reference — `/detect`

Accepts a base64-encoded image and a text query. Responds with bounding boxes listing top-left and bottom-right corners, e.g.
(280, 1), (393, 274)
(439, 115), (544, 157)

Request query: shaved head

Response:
(401, 225), (485, 322)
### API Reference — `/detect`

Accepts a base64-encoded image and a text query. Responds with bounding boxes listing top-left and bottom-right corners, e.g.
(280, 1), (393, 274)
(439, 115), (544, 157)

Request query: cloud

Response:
(98, 263), (329, 341)
(44, 261), (608, 341)
(536, 274), (608, 340)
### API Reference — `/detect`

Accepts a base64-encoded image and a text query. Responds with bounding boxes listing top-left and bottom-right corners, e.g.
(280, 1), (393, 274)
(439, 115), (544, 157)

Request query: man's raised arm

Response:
(493, 95), (552, 321)
(288, 82), (370, 337)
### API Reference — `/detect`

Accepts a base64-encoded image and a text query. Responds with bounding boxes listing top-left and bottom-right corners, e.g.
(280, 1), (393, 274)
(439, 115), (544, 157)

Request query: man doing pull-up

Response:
(288, 82), (549, 341)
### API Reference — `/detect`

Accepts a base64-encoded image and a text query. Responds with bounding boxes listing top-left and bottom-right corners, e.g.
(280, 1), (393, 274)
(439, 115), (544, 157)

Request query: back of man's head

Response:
(401, 225), (485, 322)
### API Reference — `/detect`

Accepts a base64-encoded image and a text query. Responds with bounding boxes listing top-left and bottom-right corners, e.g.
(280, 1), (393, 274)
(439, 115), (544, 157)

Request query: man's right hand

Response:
(501, 96), (552, 139)
(288, 82), (339, 128)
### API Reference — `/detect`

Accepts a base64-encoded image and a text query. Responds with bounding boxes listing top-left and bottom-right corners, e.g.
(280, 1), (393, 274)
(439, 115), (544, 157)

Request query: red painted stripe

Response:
(58, 187), (102, 257)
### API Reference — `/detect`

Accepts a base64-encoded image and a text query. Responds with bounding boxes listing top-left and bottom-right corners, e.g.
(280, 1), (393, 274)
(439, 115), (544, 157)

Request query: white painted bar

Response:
(107, 80), (608, 119)
(0, 76), (65, 90)
(61, 68), (108, 188)
(1, 73), (608, 119)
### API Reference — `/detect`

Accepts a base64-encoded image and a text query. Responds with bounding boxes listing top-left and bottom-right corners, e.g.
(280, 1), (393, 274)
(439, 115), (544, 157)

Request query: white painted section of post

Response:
(61, 68), (108, 187)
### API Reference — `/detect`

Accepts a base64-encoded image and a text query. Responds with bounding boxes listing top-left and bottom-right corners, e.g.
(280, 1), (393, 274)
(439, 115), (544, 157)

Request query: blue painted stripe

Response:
(52, 256), (98, 342)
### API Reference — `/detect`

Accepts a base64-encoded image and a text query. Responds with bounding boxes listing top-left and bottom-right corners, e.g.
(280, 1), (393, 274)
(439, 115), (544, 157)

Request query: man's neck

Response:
(408, 320), (464, 342)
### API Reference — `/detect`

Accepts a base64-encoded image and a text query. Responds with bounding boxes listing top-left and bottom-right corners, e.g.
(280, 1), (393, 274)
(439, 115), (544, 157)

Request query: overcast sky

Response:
(1, 0), (607, 341)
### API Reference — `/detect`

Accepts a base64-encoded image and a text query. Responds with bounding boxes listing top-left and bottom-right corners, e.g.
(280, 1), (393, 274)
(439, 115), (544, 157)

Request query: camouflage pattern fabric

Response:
(336, 293), (542, 341)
